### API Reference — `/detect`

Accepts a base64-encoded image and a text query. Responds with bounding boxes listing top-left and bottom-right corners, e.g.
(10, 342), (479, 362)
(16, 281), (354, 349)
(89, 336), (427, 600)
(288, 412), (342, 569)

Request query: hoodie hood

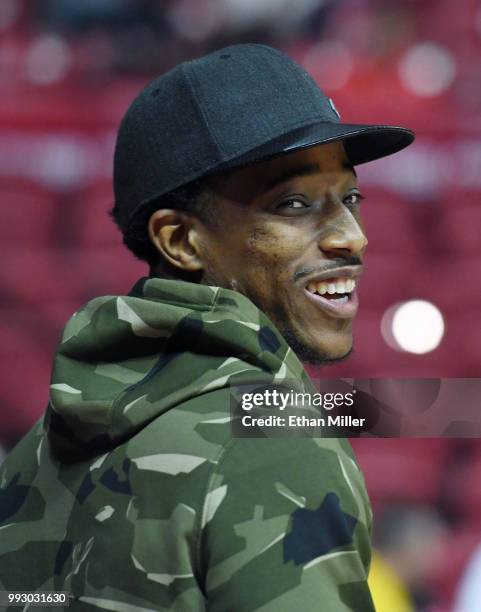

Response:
(45, 277), (311, 460)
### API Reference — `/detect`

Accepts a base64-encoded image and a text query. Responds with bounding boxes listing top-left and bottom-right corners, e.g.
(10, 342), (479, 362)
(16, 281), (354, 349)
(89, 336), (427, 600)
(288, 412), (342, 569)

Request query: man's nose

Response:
(319, 207), (368, 259)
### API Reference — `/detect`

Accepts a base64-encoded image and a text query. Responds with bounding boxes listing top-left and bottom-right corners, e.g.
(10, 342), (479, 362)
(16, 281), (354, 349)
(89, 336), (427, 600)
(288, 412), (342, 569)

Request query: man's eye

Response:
(276, 198), (308, 210)
(343, 192), (365, 207)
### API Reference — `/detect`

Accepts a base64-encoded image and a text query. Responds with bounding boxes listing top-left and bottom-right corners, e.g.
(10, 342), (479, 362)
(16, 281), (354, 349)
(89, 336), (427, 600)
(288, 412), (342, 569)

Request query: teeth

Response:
(309, 277), (356, 296)
(331, 295), (349, 304)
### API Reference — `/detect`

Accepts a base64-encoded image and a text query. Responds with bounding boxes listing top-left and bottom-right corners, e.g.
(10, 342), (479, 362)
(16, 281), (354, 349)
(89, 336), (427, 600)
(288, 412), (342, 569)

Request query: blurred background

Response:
(0, 0), (480, 609)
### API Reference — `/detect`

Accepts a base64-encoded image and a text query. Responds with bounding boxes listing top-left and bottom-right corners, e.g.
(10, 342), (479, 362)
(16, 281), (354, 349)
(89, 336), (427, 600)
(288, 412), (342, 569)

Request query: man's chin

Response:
(280, 327), (353, 365)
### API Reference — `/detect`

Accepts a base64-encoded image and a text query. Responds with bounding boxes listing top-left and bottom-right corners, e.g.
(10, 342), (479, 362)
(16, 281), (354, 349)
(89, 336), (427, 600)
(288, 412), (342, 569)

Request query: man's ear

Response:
(148, 209), (204, 272)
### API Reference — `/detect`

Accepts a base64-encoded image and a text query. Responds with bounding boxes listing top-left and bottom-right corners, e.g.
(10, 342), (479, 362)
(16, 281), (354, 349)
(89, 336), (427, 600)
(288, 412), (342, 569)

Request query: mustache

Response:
(293, 256), (363, 283)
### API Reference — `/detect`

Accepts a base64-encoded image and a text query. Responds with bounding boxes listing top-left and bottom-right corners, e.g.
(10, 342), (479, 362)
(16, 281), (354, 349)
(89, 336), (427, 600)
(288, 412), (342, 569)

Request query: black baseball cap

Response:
(114, 43), (415, 232)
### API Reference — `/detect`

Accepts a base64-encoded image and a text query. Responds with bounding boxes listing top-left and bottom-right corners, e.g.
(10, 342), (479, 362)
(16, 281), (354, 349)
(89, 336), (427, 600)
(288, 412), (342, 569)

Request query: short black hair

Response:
(110, 178), (214, 267)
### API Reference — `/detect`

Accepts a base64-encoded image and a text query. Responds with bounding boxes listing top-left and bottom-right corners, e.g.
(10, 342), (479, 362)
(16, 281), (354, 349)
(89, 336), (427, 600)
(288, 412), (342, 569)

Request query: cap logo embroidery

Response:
(328, 98), (341, 119)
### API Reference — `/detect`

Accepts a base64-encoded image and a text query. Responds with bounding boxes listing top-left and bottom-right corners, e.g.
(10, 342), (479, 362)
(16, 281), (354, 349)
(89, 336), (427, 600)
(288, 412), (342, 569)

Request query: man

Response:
(0, 44), (414, 610)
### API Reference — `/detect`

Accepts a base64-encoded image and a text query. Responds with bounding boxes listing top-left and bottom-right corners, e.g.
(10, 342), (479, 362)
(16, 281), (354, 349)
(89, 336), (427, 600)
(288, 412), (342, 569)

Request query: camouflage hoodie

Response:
(0, 278), (374, 611)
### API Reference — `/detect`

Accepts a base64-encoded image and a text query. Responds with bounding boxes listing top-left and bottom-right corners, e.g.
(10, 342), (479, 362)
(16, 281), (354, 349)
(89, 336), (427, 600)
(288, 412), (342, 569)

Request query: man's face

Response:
(197, 141), (368, 364)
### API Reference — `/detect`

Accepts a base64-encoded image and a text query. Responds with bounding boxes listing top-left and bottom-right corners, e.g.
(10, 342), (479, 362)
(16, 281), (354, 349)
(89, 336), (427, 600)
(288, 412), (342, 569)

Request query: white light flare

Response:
(382, 300), (445, 354)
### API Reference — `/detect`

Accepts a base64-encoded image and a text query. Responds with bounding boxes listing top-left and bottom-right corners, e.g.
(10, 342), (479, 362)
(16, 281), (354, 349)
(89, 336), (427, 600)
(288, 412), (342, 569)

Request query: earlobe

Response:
(148, 210), (204, 272)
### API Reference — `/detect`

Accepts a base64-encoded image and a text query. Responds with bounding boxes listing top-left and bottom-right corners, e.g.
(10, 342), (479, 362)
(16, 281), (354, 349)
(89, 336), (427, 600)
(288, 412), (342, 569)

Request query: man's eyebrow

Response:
(262, 163), (321, 193)
(262, 159), (357, 194)
(343, 160), (357, 178)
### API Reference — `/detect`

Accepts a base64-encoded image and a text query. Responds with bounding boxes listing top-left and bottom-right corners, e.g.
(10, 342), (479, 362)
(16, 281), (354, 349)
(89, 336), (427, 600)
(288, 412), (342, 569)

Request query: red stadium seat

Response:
(0, 179), (57, 246)
(77, 180), (124, 248)
(361, 188), (420, 256)
(1, 245), (145, 305)
(358, 253), (420, 310)
(0, 305), (84, 439)
(71, 246), (146, 297)
(350, 439), (450, 509)
(0, 353), (50, 434)
(454, 456), (481, 524)
(409, 259), (481, 314)
(438, 203), (481, 256)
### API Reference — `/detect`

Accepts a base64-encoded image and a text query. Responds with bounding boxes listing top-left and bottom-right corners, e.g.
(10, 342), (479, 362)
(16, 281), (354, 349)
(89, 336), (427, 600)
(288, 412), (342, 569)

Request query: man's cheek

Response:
(241, 246), (274, 285)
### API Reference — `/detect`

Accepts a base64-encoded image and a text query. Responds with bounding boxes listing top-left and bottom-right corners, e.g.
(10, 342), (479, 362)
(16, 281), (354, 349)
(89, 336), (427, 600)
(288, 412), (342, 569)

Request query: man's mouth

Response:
(302, 268), (362, 319)
(307, 278), (356, 304)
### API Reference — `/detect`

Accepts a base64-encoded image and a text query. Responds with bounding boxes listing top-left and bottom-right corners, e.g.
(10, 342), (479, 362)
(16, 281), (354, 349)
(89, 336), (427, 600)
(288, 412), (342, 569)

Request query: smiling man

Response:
(0, 45), (414, 611)
(154, 141), (366, 364)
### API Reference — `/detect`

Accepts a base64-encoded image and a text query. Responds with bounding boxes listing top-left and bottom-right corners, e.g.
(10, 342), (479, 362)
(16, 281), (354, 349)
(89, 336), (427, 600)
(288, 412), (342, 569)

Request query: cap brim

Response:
(218, 122), (415, 170)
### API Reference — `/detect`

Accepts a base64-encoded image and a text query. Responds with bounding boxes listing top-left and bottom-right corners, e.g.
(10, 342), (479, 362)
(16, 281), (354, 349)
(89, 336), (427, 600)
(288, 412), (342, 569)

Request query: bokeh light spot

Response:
(384, 300), (445, 354)
(399, 42), (456, 97)
(25, 35), (71, 86)
(382, 300), (444, 355)
(303, 41), (352, 91)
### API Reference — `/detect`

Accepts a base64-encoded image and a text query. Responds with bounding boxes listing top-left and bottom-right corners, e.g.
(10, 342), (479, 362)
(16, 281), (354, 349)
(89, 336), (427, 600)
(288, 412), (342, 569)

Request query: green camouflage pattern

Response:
(0, 278), (374, 611)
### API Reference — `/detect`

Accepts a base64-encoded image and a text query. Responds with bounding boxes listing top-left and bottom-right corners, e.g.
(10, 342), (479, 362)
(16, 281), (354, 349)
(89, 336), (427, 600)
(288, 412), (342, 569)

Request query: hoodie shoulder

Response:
(46, 279), (304, 461)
